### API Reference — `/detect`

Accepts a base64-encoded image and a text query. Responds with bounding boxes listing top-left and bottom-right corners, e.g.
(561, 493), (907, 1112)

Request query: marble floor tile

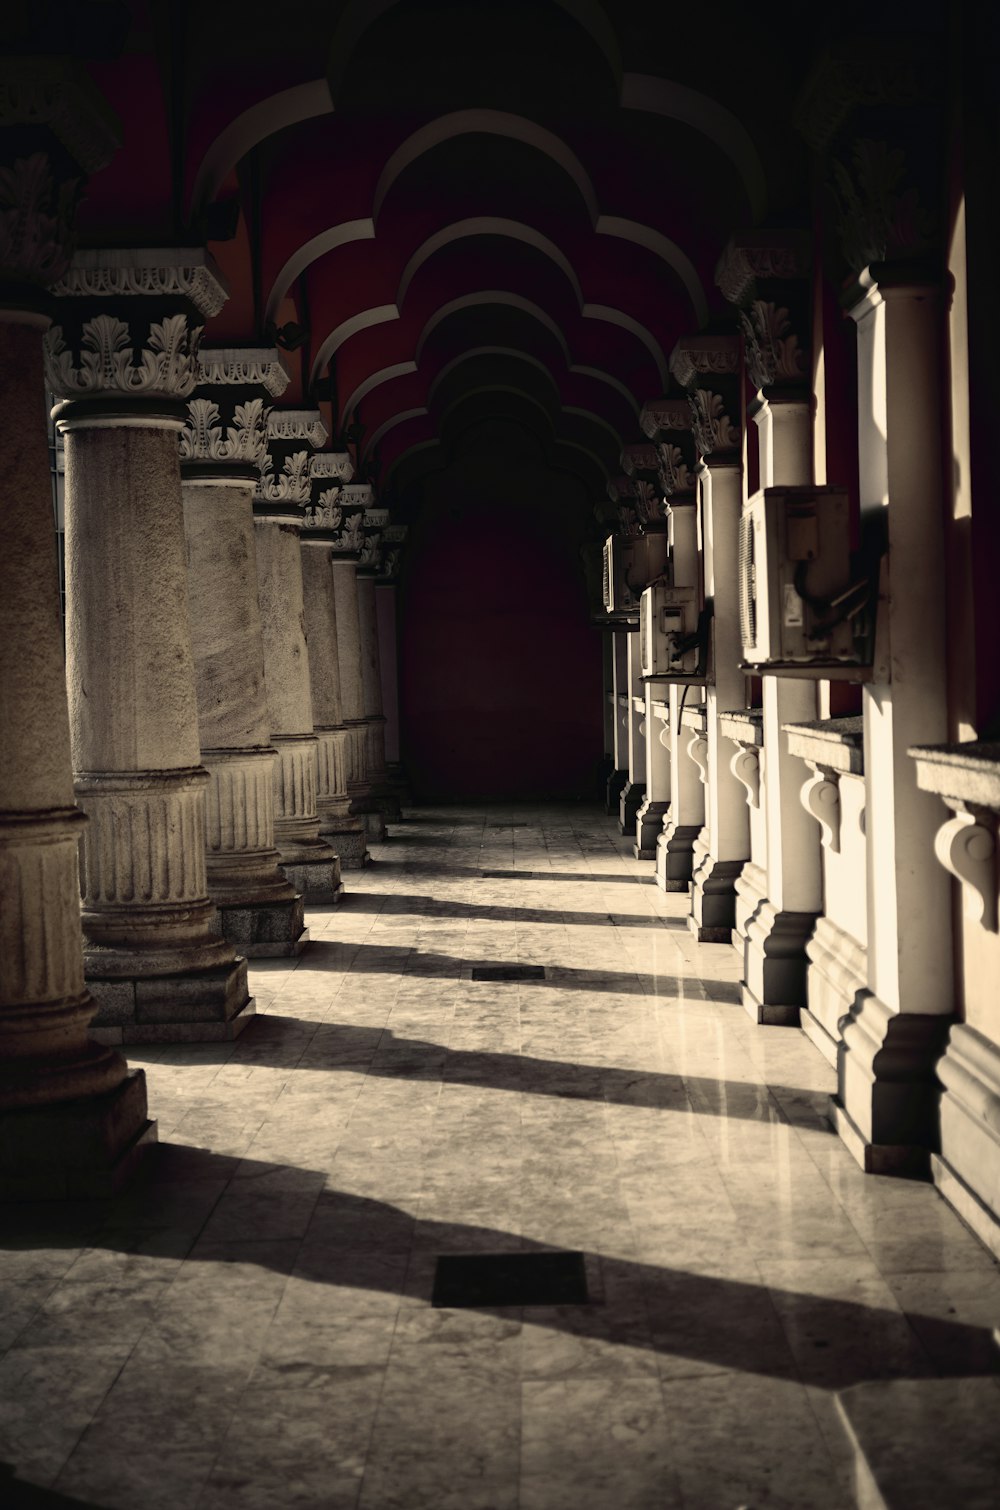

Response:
(2, 803), (998, 1508)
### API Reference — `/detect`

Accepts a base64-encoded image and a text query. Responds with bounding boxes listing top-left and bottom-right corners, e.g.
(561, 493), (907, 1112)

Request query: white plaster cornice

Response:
(54, 248), (230, 318)
(195, 347), (290, 396)
(311, 452), (355, 483)
(266, 408), (328, 448)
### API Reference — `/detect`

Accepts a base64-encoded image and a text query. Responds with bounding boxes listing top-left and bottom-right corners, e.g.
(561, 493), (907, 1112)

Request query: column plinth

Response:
(47, 248), (253, 1042)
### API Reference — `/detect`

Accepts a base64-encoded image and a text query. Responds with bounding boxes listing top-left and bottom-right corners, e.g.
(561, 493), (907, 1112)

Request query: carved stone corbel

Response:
(668, 336), (741, 463)
(801, 766), (842, 853)
(933, 810), (997, 932)
(688, 730), (710, 788)
(731, 745), (761, 810)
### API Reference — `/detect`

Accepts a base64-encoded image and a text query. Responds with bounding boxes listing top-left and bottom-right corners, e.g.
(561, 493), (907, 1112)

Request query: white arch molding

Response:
(339, 298), (642, 428)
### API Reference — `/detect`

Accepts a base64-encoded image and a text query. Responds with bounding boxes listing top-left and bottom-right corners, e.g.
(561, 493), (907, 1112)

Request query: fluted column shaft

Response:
(331, 551), (386, 840)
(254, 511), (343, 899)
(182, 470), (307, 953)
(0, 67), (156, 1193)
(47, 248), (252, 1044)
(299, 537), (368, 866)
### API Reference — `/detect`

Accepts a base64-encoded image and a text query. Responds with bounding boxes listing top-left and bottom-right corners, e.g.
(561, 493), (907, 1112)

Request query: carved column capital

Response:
(715, 232), (811, 396)
(377, 523), (408, 582)
(0, 60), (121, 311)
(359, 506), (390, 571)
(669, 335), (741, 463)
(607, 476), (643, 539)
(180, 346), (289, 481)
(45, 249), (229, 417)
(620, 443), (660, 482)
(256, 407), (328, 513)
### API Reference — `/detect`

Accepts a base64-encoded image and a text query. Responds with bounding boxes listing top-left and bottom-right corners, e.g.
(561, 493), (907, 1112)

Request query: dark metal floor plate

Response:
(471, 964), (546, 982)
(480, 869), (534, 879)
(432, 1250), (589, 1307)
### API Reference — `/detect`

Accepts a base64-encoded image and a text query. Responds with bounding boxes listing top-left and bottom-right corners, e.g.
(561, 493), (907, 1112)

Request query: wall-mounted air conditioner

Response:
(603, 535), (637, 618)
(739, 486), (876, 677)
(640, 581), (702, 678)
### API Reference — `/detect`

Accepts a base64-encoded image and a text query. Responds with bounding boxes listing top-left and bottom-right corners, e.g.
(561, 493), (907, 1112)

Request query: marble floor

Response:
(2, 805), (999, 1509)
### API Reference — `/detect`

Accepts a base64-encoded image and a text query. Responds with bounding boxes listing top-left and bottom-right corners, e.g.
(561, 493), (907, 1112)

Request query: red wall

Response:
(398, 443), (604, 801)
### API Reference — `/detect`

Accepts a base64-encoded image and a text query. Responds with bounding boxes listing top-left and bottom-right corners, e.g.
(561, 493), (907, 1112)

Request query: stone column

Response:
(46, 248), (253, 1042)
(670, 337), (751, 941)
(639, 401), (704, 890)
(0, 63), (154, 1193)
(254, 409), (343, 899)
(376, 523), (409, 801)
(300, 462), (368, 866)
(607, 627), (629, 814)
(358, 506), (400, 819)
(179, 347), (307, 955)
(621, 447), (672, 859)
(836, 264), (953, 1171)
(716, 234), (823, 1014)
(328, 485), (386, 841)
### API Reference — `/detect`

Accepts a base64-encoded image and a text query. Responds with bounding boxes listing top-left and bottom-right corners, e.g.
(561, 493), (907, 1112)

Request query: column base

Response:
(832, 992), (952, 1174)
(930, 1025), (1000, 1258)
(214, 896), (308, 958)
(802, 916), (868, 1069)
(634, 798), (669, 860)
(319, 817), (370, 868)
(740, 898), (817, 1024)
(279, 859), (344, 903)
(274, 825), (343, 901)
(689, 852), (743, 942)
(656, 821), (699, 892)
(606, 767), (627, 816)
(0, 1069), (156, 1199)
(619, 780), (645, 834)
(348, 790), (387, 841)
(732, 860), (767, 960)
(87, 958), (255, 1045)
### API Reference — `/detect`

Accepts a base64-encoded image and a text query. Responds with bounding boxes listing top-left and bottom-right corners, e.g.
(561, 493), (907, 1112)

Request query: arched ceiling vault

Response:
(75, 0), (826, 517)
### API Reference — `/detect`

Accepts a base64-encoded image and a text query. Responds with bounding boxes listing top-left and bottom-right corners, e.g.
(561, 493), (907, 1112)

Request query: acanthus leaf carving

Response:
(181, 394), (268, 467)
(739, 301), (806, 391)
(44, 311), (204, 397)
(303, 486), (344, 531)
(688, 389), (739, 458)
(656, 442), (696, 497)
(258, 447), (313, 505)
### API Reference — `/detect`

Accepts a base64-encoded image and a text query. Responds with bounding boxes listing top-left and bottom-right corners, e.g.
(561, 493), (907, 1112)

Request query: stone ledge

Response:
(784, 716), (865, 774)
(718, 708), (764, 746)
(910, 740), (1000, 811)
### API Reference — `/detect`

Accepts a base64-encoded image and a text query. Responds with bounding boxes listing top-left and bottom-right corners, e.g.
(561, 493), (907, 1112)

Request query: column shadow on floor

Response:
(286, 939), (716, 997)
(366, 860), (661, 884)
(151, 1015), (829, 1130)
(339, 892), (685, 929)
(2, 1144), (997, 1395)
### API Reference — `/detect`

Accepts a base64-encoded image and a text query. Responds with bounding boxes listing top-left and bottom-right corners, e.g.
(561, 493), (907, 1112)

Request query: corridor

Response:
(1, 807), (998, 1509)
